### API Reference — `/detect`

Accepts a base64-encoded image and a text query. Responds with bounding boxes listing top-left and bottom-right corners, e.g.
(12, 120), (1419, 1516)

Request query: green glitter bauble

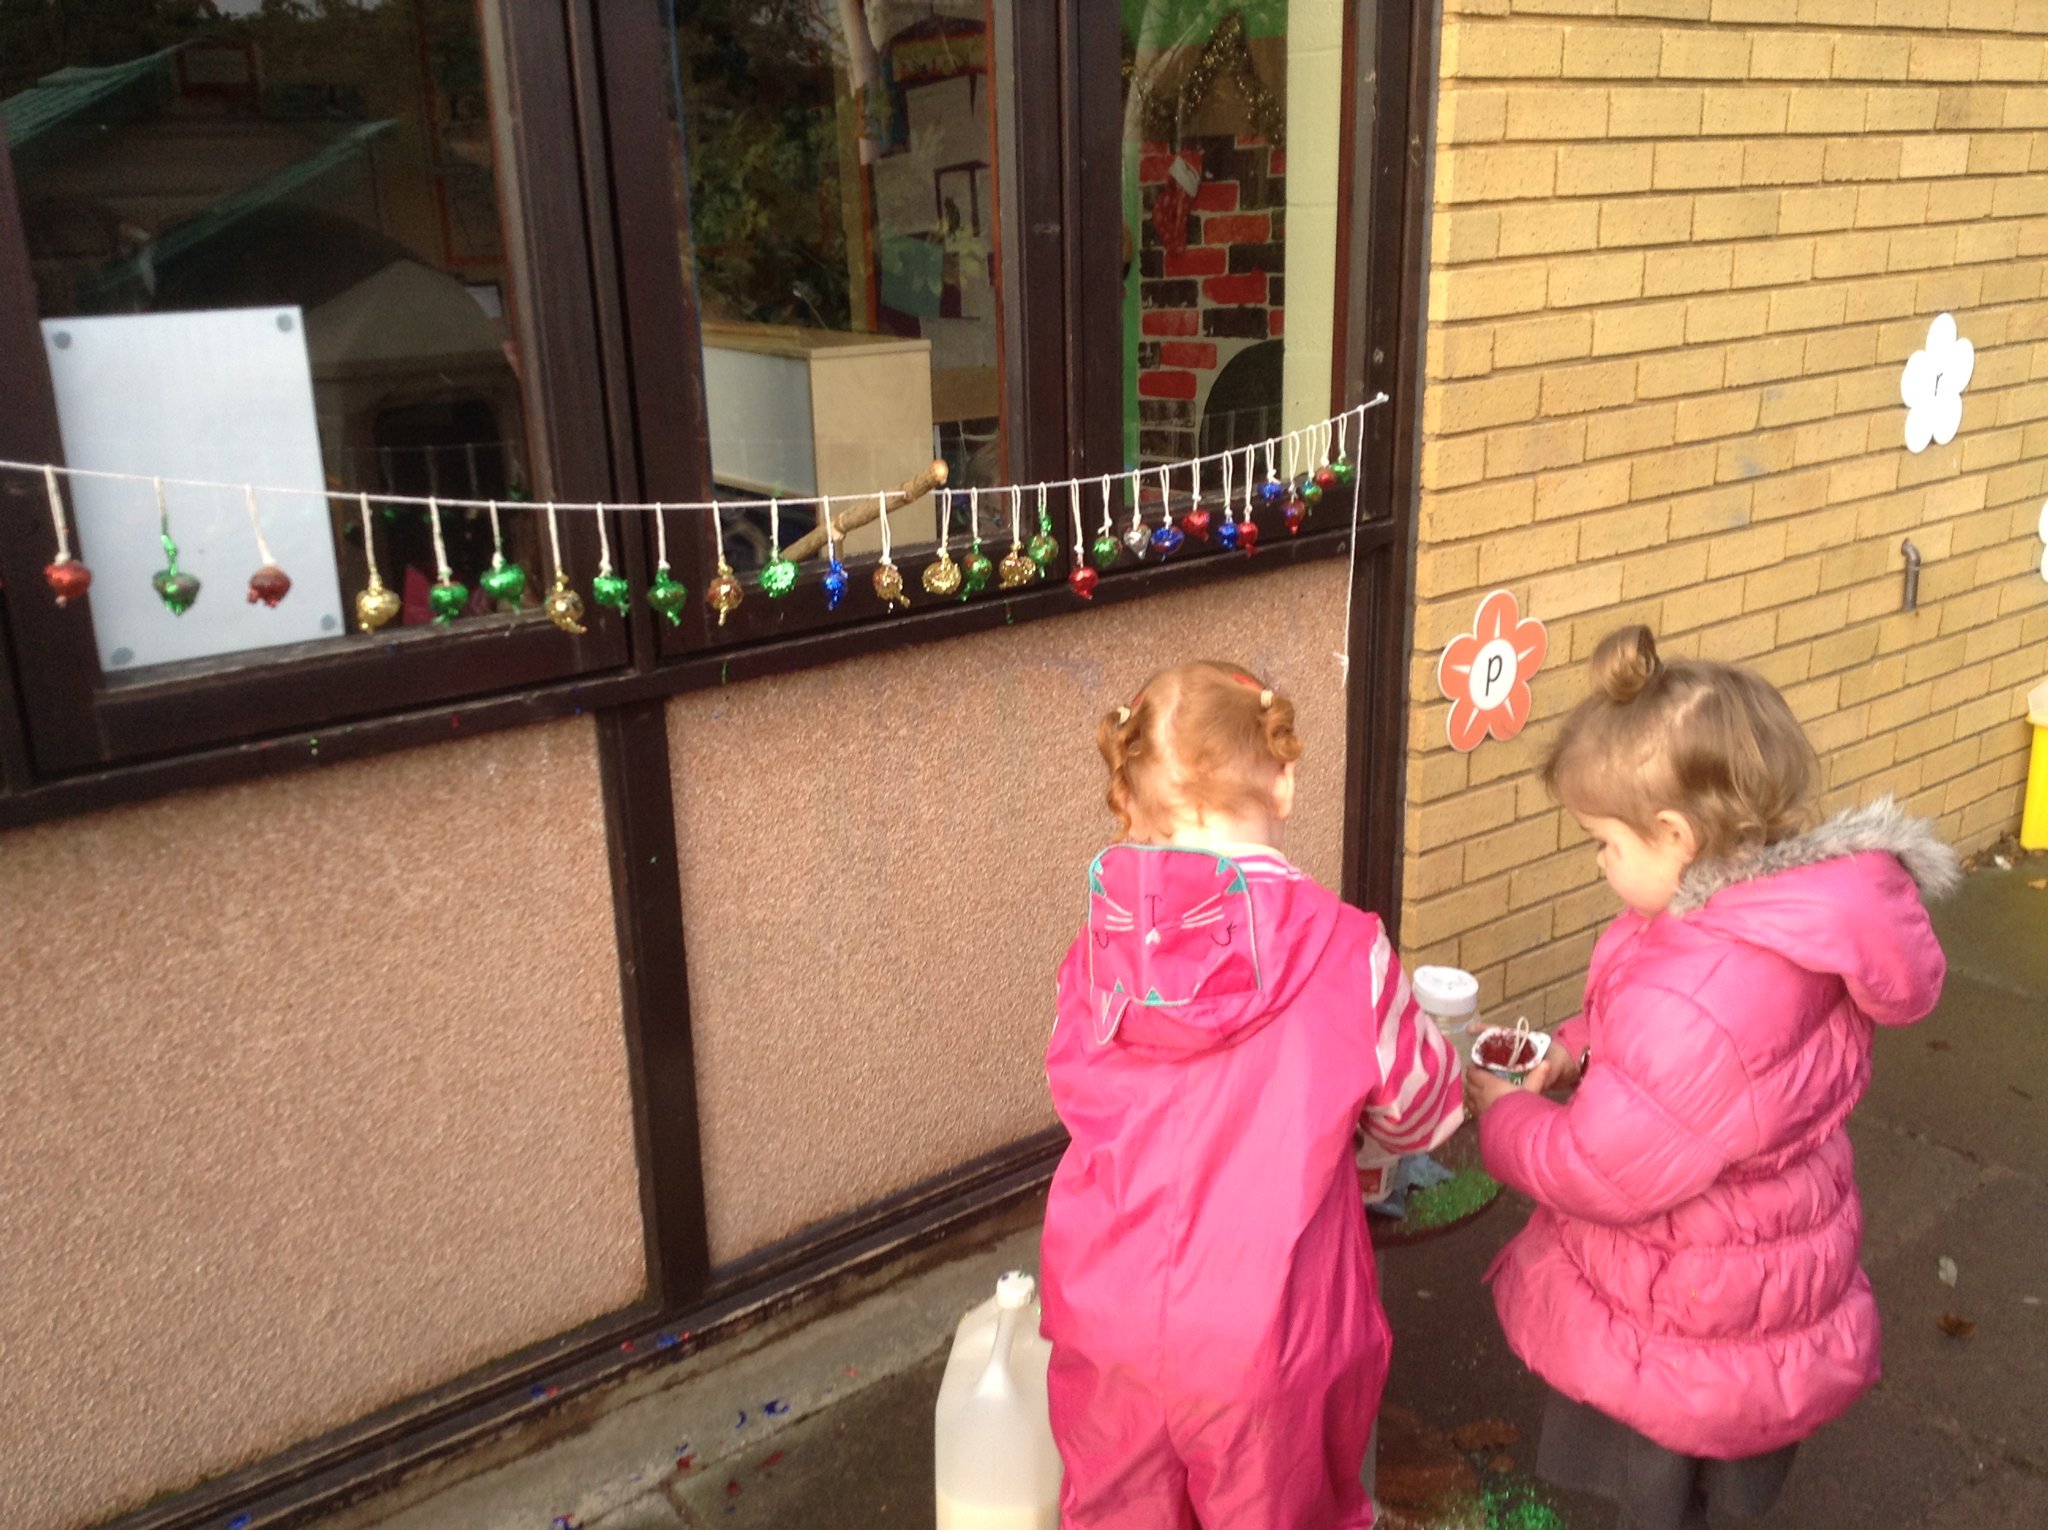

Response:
(481, 561), (527, 608)
(758, 556), (798, 598)
(153, 567), (200, 615)
(961, 548), (993, 595)
(1331, 458), (1356, 487)
(1090, 534), (1122, 571)
(592, 570), (631, 615)
(647, 568), (689, 625)
(428, 579), (469, 625)
(1027, 531), (1060, 568)
(1301, 480), (1325, 506)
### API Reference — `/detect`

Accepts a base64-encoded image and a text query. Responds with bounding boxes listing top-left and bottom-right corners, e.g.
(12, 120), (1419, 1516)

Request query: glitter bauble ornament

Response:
(707, 567), (744, 626)
(998, 548), (1038, 588)
(1257, 477), (1288, 510)
(1314, 465), (1340, 492)
(592, 570), (631, 615)
(1068, 565), (1100, 600)
(1121, 525), (1151, 558)
(1215, 520), (1242, 551)
(247, 564), (292, 607)
(481, 561), (527, 609)
(356, 577), (400, 632)
(1150, 524), (1185, 558)
(1331, 458), (1357, 487)
(961, 549), (994, 594)
(1090, 534), (1122, 570)
(759, 556), (798, 598)
(1182, 506), (1212, 542)
(428, 577), (468, 624)
(823, 558), (849, 610)
(544, 572), (587, 634)
(1284, 500), (1305, 535)
(153, 567), (200, 615)
(44, 559), (91, 605)
(922, 553), (962, 597)
(1027, 531), (1060, 568)
(873, 562), (910, 609)
(1301, 479), (1325, 507)
(647, 568), (689, 625)
(1238, 519), (1262, 555)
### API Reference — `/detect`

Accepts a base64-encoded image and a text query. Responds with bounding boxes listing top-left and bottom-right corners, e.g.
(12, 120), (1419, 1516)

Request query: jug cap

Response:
(1412, 965), (1479, 1019)
(995, 1270), (1036, 1310)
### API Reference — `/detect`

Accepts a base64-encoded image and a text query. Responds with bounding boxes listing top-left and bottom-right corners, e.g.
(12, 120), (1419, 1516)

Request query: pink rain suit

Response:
(1041, 843), (1462, 1529)
(1482, 802), (1958, 1460)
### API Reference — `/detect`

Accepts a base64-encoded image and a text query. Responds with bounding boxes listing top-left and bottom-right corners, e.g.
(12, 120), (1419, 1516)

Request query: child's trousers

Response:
(1047, 1344), (1377, 1530)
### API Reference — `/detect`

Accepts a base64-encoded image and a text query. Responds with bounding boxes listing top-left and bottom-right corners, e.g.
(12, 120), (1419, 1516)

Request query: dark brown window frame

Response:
(0, 0), (1397, 831)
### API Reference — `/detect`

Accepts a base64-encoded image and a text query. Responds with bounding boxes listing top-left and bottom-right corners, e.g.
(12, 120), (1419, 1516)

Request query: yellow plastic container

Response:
(2023, 680), (2048, 851)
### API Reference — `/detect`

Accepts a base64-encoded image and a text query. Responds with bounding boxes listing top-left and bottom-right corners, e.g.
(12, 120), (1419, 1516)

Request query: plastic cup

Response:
(1472, 1025), (1551, 1085)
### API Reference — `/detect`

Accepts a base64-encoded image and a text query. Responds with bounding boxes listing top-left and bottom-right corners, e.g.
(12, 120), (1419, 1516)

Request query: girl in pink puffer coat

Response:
(1042, 661), (1463, 1530)
(1465, 626), (1957, 1530)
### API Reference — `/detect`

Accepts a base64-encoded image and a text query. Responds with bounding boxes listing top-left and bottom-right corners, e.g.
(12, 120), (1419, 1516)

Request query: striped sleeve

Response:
(1360, 929), (1465, 1155)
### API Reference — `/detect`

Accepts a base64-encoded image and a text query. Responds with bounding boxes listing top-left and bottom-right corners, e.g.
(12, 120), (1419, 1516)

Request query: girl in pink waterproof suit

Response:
(1041, 661), (1463, 1530)
(1466, 627), (1957, 1530)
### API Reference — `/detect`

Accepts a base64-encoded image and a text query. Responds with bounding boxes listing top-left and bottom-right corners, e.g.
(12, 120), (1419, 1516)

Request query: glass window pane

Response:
(662, 0), (1003, 579)
(1121, 1), (1342, 474)
(2, 1), (548, 674)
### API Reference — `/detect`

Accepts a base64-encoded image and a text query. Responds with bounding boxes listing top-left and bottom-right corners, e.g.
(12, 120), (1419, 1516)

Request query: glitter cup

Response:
(1473, 1024), (1551, 1085)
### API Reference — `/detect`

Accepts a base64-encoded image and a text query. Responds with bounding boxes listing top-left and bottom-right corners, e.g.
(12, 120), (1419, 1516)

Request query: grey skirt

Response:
(1535, 1391), (1799, 1530)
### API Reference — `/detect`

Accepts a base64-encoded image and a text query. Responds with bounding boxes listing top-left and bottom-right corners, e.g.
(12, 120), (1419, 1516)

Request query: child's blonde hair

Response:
(1545, 625), (1818, 861)
(1098, 660), (1302, 836)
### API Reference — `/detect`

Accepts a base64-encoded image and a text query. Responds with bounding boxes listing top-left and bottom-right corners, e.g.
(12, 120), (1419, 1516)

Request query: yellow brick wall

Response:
(1408, 0), (2048, 1025)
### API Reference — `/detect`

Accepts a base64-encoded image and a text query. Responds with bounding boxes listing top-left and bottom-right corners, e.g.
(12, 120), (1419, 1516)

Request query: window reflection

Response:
(2, 0), (539, 668)
(665, 0), (1002, 575)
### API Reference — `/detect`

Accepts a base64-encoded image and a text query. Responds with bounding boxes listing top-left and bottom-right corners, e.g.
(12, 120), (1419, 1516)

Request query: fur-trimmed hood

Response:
(1672, 796), (1961, 915)
(1672, 795), (1954, 1028)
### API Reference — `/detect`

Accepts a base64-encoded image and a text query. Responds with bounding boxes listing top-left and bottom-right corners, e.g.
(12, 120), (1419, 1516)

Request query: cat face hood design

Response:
(1077, 842), (1339, 1056)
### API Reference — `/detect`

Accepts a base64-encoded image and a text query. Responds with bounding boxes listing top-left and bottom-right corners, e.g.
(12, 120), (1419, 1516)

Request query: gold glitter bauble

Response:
(708, 567), (744, 626)
(998, 548), (1038, 588)
(355, 578), (400, 632)
(872, 562), (910, 609)
(544, 571), (587, 634)
(922, 554), (962, 597)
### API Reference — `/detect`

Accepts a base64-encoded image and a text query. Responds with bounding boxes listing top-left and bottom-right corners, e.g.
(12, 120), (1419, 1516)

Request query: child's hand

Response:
(1462, 1063), (1524, 1117)
(1522, 1045), (1583, 1095)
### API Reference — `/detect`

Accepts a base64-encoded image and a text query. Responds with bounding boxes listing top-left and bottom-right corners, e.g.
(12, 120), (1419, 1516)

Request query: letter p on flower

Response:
(1436, 590), (1547, 753)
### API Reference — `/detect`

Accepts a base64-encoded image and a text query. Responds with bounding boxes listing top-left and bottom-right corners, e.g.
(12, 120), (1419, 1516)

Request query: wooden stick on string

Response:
(778, 458), (949, 564)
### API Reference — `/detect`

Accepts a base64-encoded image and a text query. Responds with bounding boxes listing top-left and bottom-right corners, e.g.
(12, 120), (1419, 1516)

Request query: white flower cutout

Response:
(2037, 500), (2047, 583)
(1901, 312), (1974, 454)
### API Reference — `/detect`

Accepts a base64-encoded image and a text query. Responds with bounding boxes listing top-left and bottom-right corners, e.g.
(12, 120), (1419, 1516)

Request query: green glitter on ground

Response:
(1402, 1167), (1500, 1230)
(1480, 1476), (1568, 1530)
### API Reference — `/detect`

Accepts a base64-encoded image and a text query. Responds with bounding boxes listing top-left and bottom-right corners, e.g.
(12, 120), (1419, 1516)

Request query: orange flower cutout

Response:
(1436, 589), (1548, 752)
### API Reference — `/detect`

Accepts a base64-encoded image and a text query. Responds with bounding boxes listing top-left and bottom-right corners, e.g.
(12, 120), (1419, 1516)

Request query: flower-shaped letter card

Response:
(1902, 313), (1974, 454)
(1437, 589), (1548, 753)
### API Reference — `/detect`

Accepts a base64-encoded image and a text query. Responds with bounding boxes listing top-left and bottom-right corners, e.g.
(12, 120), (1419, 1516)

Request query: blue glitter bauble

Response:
(1256, 477), (1289, 509)
(1215, 520), (1242, 551)
(823, 559), (849, 611)
(1149, 524), (1185, 558)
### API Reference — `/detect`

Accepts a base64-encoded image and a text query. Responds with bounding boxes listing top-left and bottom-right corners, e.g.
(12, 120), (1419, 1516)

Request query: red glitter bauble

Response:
(1182, 506), (1212, 542)
(43, 559), (92, 606)
(1068, 565), (1100, 600)
(246, 564), (293, 607)
(1284, 501), (1305, 535)
(1238, 519), (1261, 555)
(1314, 466), (1340, 492)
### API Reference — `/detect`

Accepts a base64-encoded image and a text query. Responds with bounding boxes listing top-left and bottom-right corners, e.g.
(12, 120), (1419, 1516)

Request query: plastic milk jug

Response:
(934, 1270), (1061, 1530)
(1412, 964), (1481, 1064)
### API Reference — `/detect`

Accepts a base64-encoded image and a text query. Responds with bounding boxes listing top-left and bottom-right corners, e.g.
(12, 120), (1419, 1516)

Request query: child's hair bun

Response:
(1591, 624), (1661, 704)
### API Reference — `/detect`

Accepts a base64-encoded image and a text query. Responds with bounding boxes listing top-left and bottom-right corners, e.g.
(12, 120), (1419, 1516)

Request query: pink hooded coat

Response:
(1041, 844), (1462, 1530)
(1482, 802), (1958, 1460)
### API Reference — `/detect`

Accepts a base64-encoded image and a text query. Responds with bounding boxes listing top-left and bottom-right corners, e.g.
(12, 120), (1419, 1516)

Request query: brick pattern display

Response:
(1137, 135), (1288, 465)
(1410, 0), (2048, 1025)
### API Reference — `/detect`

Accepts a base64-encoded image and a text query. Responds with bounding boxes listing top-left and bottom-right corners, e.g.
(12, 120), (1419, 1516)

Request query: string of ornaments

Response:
(13, 398), (1380, 630)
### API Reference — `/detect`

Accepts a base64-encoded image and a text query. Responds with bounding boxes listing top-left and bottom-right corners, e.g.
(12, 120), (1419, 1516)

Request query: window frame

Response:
(0, 0), (632, 778)
(0, 0), (1414, 822)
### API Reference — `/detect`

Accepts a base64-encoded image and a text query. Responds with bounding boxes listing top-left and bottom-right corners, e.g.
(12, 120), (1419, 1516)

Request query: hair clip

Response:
(1259, 688), (1275, 710)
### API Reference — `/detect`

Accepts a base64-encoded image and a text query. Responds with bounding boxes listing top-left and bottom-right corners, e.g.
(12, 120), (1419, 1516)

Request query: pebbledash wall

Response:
(1401, 0), (2048, 1026)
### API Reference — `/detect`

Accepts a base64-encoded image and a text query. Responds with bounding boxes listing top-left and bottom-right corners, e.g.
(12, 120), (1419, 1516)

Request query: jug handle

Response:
(972, 1305), (1022, 1401)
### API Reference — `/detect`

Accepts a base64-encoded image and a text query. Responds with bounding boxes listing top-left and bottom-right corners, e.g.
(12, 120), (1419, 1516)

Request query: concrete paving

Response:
(317, 866), (2048, 1530)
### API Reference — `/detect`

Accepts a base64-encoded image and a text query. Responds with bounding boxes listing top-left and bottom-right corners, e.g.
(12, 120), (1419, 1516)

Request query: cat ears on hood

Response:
(1671, 796), (1962, 916)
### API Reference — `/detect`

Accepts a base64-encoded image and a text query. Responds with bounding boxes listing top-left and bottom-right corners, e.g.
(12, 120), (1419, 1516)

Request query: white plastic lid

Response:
(1412, 965), (1479, 1019)
(2030, 678), (2048, 728)
(995, 1270), (1037, 1310)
